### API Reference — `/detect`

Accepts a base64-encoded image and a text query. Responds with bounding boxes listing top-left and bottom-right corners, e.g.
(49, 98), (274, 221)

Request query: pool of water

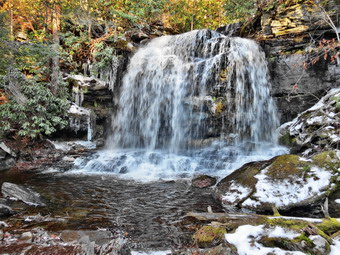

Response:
(0, 170), (222, 250)
(0, 143), (289, 250)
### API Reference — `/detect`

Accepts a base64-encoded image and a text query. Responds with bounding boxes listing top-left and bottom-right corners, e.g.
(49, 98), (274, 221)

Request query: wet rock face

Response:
(256, 0), (340, 123)
(215, 152), (339, 213)
(267, 53), (340, 124)
(1, 182), (45, 207)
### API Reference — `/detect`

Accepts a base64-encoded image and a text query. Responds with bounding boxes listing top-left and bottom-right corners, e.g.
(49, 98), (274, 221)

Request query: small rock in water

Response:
(19, 232), (33, 242)
(62, 156), (76, 162)
(192, 175), (217, 188)
(0, 204), (13, 216)
(119, 166), (128, 174)
(1, 182), (45, 206)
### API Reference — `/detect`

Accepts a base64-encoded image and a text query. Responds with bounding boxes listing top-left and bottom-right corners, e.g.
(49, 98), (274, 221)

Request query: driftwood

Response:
(185, 212), (266, 227)
(186, 212), (327, 224)
(321, 197), (330, 219)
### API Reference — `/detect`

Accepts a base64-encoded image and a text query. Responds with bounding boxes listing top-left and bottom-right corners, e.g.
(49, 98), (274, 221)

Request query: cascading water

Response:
(75, 30), (287, 181)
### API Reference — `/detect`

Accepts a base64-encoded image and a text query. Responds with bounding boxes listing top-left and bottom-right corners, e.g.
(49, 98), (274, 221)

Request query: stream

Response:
(0, 169), (223, 250)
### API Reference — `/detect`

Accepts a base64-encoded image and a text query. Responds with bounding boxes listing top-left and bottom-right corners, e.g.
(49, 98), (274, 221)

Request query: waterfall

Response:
(74, 30), (286, 181)
(108, 30), (278, 151)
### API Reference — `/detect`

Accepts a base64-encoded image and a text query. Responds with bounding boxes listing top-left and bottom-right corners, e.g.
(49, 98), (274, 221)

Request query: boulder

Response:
(1, 182), (45, 206)
(68, 103), (93, 139)
(215, 152), (339, 212)
(0, 142), (17, 171)
(192, 226), (226, 248)
(131, 31), (150, 43)
(279, 88), (340, 155)
(0, 204), (13, 217)
(192, 175), (217, 188)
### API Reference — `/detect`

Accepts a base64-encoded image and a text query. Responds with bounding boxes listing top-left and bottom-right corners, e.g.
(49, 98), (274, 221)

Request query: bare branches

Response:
(313, 0), (340, 42)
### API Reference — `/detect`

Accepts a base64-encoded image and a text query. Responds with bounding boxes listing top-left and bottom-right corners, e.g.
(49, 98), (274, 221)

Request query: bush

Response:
(0, 70), (69, 139)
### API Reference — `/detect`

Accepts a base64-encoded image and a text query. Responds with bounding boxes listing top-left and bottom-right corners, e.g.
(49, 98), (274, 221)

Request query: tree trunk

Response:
(9, 0), (14, 39)
(51, 2), (61, 95)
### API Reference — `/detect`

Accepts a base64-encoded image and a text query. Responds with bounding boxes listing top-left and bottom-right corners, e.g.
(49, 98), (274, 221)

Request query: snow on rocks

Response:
(225, 225), (304, 255)
(241, 166), (332, 209)
(221, 181), (252, 204)
(330, 239), (340, 255)
(215, 152), (339, 212)
(279, 88), (340, 155)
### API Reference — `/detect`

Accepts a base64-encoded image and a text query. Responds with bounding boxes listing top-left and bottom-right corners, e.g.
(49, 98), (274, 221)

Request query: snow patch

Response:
(68, 103), (90, 116)
(299, 157), (312, 162)
(0, 221), (8, 227)
(242, 166), (332, 208)
(306, 116), (331, 125)
(221, 181), (252, 204)
(225, 225), (304, 255)
(330, 239), (340, 255)
(330, 134), (340, 142)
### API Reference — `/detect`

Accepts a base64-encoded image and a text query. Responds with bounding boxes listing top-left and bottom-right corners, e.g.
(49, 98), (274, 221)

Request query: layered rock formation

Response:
(257, 0), (340, 123)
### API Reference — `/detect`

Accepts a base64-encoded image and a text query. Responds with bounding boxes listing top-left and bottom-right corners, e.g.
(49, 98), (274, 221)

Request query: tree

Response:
(50, 0), (61, 94)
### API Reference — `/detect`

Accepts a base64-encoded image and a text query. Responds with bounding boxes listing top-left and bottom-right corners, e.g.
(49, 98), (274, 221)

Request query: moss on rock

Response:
(193, 225), (226, 248)
(266, 154), (309, 179)
(278, 133), (297, 147)
(312, 151), (340, 172)
(266, 218), (309, 231)
(317, 218), (340, 236)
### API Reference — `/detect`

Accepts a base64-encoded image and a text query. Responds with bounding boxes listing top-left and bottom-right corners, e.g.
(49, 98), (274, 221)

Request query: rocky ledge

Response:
(279, 88), (340, 155)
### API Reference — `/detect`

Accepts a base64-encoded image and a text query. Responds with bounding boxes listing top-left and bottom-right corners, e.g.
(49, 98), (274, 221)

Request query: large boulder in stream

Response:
(215, 151), (340, 212)
(1, 182), (45, 206)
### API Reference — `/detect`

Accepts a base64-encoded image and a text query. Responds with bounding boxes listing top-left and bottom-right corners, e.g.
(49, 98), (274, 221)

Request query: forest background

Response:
(0, 0), (333, 141)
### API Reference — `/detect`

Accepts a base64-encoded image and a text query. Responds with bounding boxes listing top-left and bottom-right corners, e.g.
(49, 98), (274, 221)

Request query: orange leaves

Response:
(0, 90), (9, 105)
(303, 38), (339, 69)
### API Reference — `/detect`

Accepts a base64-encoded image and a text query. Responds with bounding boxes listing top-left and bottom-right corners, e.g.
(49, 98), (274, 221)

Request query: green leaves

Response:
(0, 70), (69, 139)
